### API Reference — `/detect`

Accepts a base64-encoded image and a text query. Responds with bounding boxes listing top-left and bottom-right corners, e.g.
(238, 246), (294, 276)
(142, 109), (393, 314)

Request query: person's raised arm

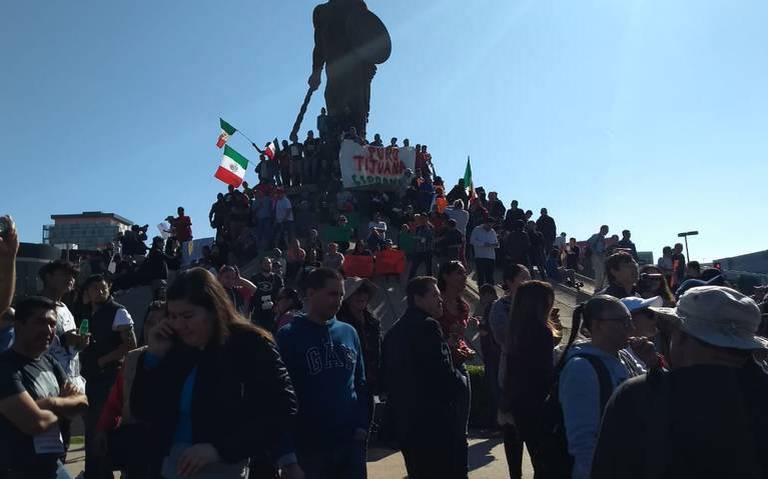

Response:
(235, 268), (258, 297)
(0, 391), (59, 436)
(0, 215), (19, 315)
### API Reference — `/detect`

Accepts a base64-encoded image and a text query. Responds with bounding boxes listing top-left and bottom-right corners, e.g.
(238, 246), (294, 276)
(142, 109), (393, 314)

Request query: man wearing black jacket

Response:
(592, 286), (768, 479)
(79, 275), (136, 479)
(535, 208), (557, 254)
(381, 276), (468, 479)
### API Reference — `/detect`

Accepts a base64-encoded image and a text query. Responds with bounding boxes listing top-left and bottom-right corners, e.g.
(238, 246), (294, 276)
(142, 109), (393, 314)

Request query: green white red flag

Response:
(214, 145), (249, 187)
(216, 118), (237, 148)
(265, 141), (276, 160)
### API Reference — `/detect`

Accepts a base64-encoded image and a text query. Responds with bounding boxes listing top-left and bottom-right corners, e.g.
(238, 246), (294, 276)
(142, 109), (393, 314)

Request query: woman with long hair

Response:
(501, 281), (559, 475)
(131, 268), (298, 479)
(436, 260), (475, 477)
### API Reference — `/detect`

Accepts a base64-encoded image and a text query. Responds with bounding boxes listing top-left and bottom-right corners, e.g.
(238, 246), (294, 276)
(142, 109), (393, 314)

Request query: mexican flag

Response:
(264, 141), (276, 160)
(463, 156), (476, 203)
(216, 118), (237, 148)
(214, 145), (249, 187)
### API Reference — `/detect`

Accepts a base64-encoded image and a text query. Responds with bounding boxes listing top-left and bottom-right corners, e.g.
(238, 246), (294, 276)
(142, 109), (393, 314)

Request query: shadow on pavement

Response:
(468, 435), (503, 471)
(368, 445), (400, 462)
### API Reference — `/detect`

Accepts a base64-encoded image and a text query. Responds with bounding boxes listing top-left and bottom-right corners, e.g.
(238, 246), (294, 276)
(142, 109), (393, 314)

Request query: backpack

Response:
(537, 353), (614, 479)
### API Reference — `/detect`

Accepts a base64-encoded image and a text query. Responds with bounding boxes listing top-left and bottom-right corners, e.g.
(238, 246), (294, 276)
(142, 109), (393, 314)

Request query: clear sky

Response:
(2, 0), (766, 262)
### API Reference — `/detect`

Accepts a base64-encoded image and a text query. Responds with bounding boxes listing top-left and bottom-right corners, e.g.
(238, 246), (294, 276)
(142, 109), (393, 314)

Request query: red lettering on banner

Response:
(354, 155), (365, 171)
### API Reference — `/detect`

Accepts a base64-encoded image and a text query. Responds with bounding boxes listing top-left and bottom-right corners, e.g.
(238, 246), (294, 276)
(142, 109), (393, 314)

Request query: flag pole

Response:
(235, 130), (258, 146)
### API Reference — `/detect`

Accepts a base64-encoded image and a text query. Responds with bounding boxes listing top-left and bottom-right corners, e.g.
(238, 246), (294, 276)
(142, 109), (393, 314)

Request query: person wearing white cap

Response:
(618, 296), (665, 373)
(592, 286), (768, 479)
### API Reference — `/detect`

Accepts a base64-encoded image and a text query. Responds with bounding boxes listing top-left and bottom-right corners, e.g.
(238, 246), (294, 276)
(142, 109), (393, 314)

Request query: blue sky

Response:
(2, 0), (766, 262)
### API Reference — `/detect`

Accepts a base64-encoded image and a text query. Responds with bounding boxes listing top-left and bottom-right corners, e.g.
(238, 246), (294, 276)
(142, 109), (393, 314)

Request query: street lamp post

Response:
(677, 231), (699, 262)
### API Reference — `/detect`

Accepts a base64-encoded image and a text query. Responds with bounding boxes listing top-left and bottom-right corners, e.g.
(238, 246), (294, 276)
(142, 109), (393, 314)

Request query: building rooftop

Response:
(50, 211), (133, 225)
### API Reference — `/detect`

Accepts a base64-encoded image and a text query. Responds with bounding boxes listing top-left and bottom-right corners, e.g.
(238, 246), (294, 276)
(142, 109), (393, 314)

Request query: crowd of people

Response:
(1, 121), (768, 479)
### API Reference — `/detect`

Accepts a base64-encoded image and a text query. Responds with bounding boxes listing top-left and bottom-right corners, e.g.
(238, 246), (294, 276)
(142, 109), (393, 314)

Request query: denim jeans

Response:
(297, 440), (366, 479)
(455, 365), (471, 477)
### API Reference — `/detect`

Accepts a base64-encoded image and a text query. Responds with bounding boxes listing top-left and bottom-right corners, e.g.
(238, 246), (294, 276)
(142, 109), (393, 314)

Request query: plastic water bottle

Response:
(79, 319), (90, 336)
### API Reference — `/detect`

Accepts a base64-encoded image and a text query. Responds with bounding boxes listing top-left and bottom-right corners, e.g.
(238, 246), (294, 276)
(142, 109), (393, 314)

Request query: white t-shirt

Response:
(112, 308), (134, 331)
(470, 226), (499, 260)
(275, 197), (294, 223)
(49, 303), (85, 392)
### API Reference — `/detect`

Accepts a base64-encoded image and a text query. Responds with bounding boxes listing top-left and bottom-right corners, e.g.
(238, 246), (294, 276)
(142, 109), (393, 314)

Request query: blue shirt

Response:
(144, 352), (197, 445)
(559, 343), (630, 479)
(276, 315), (368, 449)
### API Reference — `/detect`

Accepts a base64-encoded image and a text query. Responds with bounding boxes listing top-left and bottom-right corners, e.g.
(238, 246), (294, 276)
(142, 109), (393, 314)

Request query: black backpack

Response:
(537, 353), (614, 479)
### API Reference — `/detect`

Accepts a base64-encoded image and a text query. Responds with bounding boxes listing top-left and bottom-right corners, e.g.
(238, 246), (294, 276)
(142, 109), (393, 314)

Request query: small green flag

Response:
(463, 156), (476, 202)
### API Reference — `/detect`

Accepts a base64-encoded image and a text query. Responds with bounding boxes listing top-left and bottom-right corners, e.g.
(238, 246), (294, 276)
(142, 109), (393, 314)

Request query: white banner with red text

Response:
(339, 140), (416, 190)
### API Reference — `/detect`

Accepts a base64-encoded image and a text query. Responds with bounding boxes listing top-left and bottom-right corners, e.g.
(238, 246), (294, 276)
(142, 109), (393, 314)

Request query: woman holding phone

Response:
(130, 268), (298, 479)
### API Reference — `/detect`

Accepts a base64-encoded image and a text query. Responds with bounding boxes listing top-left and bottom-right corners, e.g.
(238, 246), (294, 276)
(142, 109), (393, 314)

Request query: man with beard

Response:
(78, 275), (136, 479)
(250, 257), (285, 333)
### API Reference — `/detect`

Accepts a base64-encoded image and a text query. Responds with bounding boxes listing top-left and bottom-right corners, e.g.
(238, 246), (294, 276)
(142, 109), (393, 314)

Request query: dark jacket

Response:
(446, 185), (468, 205)
(337, 307), (382, 395)
(536, 215), (557, 244)
(502, 320), (554, 430)
(80, 299), (125, 382)
(615, 239), (639, 261)
(137, 246), (168, 283)
(381, 307), (466, 439)
(598, 283), (637, 300)
(592, 363), (768, 479)
(504, 208), (525, 228)
(488, 199), (506, 222)
(130, 324), (296, 468)
(502, 230), (531, 266)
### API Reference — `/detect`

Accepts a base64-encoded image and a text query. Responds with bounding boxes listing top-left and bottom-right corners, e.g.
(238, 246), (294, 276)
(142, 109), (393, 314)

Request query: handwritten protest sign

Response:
(339, 140), (416, 189)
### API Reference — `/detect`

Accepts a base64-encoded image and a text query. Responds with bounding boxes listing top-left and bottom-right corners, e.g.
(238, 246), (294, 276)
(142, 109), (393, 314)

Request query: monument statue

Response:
(290, 0), (391, 141)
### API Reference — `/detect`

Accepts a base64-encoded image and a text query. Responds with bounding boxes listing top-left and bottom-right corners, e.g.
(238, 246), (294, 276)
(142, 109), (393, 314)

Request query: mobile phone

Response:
(0, 217), (8, 239)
